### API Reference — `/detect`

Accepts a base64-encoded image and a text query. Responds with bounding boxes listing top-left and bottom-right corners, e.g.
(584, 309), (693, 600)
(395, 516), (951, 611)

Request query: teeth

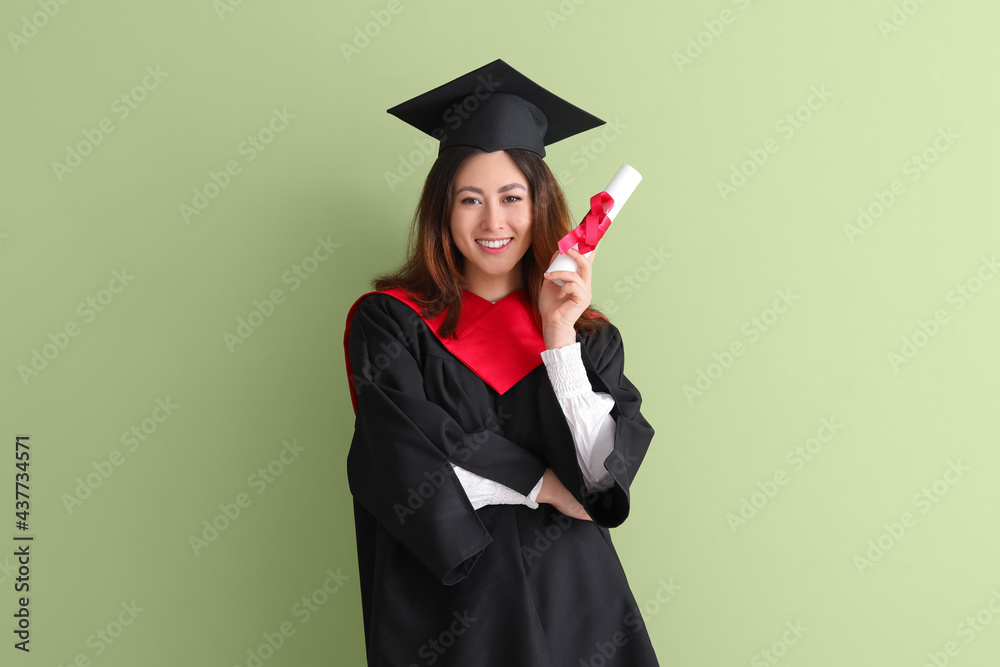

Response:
(476, 238), (512, 249)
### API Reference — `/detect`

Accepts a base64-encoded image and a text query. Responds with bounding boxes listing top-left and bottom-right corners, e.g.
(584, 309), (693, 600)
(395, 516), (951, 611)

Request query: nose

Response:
(480, 202), (504, 231)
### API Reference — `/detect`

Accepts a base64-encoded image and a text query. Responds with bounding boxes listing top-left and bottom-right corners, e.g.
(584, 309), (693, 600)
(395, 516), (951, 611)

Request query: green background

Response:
(2, 0), (999, 664)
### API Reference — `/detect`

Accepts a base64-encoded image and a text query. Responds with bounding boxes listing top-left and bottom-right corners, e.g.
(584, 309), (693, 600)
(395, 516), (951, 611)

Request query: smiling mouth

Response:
(476, 238), (512, 249)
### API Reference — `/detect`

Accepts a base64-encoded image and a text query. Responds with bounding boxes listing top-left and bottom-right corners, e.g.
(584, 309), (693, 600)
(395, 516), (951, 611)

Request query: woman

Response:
(344, 60), (658, 666)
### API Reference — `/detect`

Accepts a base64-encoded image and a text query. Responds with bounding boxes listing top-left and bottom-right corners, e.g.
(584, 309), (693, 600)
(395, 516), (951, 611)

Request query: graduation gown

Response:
(344, 288), (658, 666)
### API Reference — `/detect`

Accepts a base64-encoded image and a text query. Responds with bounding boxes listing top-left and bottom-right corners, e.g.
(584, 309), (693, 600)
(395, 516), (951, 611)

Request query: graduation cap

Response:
(386, 59), (605, 157)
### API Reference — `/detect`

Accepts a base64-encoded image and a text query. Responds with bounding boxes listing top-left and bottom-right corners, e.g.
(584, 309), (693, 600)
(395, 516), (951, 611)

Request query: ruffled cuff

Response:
(540, 342), (590, 398)
(527, 474), (544, 503)
(451, 464), (540, 510)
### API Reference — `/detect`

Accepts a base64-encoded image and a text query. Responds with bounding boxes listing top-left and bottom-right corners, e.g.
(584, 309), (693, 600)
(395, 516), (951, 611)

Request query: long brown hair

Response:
(374, 146), (607, 338)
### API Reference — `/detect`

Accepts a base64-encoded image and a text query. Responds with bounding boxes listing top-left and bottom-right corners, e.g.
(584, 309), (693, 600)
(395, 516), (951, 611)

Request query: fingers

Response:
(543, 269), (590, 299)
(549, 247), (595, 269)
(538, 469), (593, 521)
(546, 248), (594, 295)
(565, 501), (593, 522)
(542, 270), (583, 286)
(563, 246), (595, 278)
(551, 495), (592, 522)
(542, 269), (591, 319)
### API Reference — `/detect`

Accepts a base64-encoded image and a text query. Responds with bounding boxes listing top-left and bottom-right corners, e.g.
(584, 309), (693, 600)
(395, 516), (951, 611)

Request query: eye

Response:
(460, 197), (481, 205)
(503, 195), (522, 203)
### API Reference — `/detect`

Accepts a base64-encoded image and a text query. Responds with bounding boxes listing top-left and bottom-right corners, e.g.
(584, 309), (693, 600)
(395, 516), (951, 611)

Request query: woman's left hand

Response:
(539, 247), (594, 349)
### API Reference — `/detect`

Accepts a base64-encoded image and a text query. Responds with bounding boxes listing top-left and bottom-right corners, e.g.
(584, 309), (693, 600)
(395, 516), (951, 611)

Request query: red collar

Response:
(345, 288), (546, 410)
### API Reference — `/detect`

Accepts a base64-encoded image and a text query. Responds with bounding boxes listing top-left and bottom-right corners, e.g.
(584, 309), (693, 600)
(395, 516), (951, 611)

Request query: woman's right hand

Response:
(536, 468), (592, 521)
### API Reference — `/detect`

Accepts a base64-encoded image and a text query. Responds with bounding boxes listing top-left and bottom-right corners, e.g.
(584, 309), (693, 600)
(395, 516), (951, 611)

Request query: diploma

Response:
(547, 163), (642, 285)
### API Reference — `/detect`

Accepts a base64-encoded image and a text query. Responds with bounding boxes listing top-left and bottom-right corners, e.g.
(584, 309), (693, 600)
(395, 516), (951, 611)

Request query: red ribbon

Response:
(557, 191), (614, 255)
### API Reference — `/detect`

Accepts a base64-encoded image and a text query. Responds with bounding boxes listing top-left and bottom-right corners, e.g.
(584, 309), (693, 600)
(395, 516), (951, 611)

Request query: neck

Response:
(462, 267), (524, 303)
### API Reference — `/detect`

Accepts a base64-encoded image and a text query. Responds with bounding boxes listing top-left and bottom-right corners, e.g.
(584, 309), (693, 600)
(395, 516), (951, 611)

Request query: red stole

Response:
(344, 288), (546, 412)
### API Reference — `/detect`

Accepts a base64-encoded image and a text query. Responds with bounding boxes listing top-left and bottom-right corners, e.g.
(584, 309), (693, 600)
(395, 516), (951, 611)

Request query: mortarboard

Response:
(386, 59), (605, 157)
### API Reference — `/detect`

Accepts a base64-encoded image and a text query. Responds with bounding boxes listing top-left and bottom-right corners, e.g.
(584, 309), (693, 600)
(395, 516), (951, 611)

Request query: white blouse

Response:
(451, 342), (616, 510)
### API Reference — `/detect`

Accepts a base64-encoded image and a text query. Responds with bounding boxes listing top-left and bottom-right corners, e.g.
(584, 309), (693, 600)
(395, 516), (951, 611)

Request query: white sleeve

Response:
(450, 464), (544, 511)
(540, 342), (616, 492)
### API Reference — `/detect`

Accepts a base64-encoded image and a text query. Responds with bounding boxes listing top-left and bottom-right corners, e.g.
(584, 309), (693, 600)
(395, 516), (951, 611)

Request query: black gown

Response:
(344, 288), (659, 666)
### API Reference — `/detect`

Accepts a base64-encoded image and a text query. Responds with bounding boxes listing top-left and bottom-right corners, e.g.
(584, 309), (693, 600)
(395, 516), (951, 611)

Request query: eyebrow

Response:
(455, 183), (527, 196)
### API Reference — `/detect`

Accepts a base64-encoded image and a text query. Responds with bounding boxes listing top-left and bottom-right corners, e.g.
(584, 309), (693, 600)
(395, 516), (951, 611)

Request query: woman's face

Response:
(449, 150), (532, 289)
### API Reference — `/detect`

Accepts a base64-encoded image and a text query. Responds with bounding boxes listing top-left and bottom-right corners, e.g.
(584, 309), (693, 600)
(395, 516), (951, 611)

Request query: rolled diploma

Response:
(547, 163), (642, 285)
